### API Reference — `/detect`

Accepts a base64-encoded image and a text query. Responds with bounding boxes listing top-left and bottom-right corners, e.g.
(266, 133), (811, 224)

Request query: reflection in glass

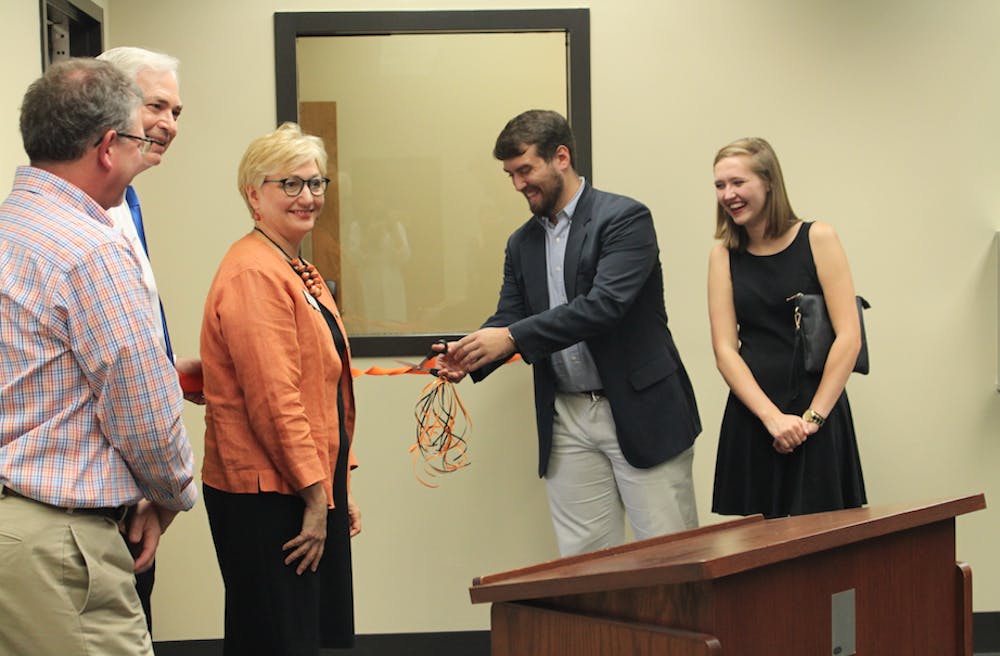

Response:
(296, 33), (567, 339)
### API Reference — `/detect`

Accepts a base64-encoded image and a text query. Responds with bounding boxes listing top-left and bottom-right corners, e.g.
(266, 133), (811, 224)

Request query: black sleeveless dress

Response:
(711, 222), (866, 518)
(316, 302), (356, 649)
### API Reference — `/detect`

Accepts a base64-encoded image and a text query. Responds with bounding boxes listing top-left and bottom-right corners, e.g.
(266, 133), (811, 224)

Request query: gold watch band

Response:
(802, 408), (826, 427)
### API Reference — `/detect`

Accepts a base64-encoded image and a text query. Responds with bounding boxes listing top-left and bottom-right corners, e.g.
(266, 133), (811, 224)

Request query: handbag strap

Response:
(786, 293), (805, 401)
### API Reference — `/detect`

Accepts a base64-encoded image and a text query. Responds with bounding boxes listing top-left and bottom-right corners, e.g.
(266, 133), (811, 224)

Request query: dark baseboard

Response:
(155, 615), (1000, 655)
(976, 611), (1000, 652)
(153, 639), (219, 656)
(153, 631), (490, 656)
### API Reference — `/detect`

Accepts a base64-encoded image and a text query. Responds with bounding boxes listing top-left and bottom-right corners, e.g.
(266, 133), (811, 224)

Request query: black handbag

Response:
(788, 293), (870, 375)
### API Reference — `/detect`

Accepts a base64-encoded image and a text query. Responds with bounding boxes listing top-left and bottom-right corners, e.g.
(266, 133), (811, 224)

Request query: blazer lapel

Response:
(563, 183), (592, 297)
(521, 220), (550, 313)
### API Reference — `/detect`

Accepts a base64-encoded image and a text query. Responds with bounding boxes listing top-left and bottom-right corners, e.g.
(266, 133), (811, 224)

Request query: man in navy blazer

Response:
(438, 110), (700, 556)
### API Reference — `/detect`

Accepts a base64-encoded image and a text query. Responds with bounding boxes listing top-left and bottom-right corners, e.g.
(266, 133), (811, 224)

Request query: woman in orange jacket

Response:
(200, 122), (360, 656)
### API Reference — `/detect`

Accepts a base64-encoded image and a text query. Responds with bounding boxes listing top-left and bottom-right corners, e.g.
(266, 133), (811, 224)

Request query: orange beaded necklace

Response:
(253, 227), (323, 299)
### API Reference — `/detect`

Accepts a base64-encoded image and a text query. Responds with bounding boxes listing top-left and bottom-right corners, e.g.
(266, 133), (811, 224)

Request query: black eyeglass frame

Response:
(92, 131), (165, 155)
(261, 176), (332, 197)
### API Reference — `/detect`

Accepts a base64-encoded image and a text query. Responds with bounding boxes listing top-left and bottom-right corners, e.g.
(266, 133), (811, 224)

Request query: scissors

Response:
(395, 338), (448, 376)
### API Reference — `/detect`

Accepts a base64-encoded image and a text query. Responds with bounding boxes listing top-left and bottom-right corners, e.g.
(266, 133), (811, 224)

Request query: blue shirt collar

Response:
(535, 177), (586, 227)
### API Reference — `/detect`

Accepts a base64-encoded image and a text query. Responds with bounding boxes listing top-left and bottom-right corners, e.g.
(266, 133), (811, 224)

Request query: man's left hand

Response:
(125, 500), (163, 574)
(452, 327), (516, 372)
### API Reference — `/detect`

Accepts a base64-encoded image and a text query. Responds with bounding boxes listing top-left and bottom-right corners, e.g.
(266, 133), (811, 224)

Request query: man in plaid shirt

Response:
(0, 59), (196, 656)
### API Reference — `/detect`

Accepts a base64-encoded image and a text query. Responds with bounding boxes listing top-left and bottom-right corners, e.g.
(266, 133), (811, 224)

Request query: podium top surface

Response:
(469, 494), (986, 604)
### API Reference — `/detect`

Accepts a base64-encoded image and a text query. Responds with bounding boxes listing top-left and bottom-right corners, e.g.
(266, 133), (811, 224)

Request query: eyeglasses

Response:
(117, 132), (164, 155)
(262, 176), (331, 197)
(92, 131), (165, 155)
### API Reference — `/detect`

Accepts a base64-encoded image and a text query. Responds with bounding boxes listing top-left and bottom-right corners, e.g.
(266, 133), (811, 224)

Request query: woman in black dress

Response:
(708, 137), (866, 518)
(201, 123), (360, 655)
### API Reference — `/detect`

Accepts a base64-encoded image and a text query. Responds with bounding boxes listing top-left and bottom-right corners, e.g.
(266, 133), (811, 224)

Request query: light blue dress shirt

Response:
(537, 179), (603, 392)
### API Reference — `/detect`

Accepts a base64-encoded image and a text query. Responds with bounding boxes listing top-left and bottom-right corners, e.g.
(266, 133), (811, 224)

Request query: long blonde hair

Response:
(714, 137), (798, 250)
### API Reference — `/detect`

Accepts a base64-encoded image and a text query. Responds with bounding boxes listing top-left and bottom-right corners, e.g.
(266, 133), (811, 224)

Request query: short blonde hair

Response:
(237, 122), (328, 216)
(713, 137), (798, 250)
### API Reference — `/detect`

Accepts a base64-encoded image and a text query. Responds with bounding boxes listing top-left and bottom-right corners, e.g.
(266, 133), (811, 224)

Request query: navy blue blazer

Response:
(472, 183), (701, 476)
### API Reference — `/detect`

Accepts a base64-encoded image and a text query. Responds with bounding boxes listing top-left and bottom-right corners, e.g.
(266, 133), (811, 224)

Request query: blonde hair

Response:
(237, 122), (328, 216)
(713, 137), (798, 250)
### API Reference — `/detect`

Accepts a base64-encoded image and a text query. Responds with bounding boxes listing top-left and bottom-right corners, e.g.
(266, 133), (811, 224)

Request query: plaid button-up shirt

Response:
(0, 166), (195, 511)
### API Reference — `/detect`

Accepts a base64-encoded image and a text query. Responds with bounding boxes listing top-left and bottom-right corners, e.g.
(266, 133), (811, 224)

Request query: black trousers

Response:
(127, 540), (154, 633)
(204, 485), (354, 656)
(135, 562), (154, 632)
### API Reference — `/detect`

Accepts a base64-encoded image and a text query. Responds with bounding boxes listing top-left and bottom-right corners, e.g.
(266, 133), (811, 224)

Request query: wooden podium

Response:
(470, 495), (985, 655)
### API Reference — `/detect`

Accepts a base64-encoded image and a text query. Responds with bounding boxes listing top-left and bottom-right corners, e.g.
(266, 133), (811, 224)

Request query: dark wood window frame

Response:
(273, 9), (591, 357)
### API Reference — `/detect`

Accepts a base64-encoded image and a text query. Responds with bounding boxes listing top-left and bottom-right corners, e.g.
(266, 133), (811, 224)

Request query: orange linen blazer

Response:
(200, 234), (356, 507)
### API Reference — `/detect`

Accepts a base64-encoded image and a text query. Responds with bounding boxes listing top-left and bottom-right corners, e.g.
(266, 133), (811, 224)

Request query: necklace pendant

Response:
(289, 256), (322, 298)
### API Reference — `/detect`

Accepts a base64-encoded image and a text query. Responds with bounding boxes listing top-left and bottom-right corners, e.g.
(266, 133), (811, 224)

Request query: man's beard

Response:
(527, 173), (563, 218)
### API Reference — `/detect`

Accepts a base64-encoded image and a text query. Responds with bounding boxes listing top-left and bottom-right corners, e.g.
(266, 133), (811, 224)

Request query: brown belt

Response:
(1, 486), (129, 522)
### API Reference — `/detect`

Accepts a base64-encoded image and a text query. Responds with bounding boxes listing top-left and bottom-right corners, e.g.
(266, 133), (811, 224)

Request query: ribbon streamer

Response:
(350, 353), (520, 487)
(409, 376), (471, 488)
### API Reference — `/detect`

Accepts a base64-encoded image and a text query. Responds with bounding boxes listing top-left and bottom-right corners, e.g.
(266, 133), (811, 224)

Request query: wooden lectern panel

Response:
(957, 562), (973, 656)
(532, 520), (959, 653)
(471, 495), (986, 604)
(472, 495), (986, 656)
(491, 602), (721, 656)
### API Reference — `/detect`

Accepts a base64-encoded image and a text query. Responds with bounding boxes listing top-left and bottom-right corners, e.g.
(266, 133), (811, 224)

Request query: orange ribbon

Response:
(351, 354), (521, 487)
(409, 376), (471, 488)
(350, 353), (520, 378)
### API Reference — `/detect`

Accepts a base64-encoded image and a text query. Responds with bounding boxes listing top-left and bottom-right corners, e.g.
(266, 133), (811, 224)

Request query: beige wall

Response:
(2, 0), (997, 642)
(0, 2), (41, 182)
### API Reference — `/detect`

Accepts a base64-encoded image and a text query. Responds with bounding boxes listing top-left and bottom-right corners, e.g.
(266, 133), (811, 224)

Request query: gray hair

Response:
(20, 58), (142, 163)
(98, 46), (180, 83)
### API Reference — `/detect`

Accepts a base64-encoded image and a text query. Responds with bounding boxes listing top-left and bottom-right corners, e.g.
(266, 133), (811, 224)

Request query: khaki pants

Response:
(0, 489), (153, 656)
(546, 393), (699, 556)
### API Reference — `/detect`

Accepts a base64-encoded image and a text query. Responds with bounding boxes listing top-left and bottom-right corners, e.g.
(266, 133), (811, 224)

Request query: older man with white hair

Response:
(97, 45), (200, 633)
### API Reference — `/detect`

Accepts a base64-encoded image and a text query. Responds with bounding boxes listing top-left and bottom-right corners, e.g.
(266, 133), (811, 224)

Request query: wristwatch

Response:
(802, 408), (826, 427)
